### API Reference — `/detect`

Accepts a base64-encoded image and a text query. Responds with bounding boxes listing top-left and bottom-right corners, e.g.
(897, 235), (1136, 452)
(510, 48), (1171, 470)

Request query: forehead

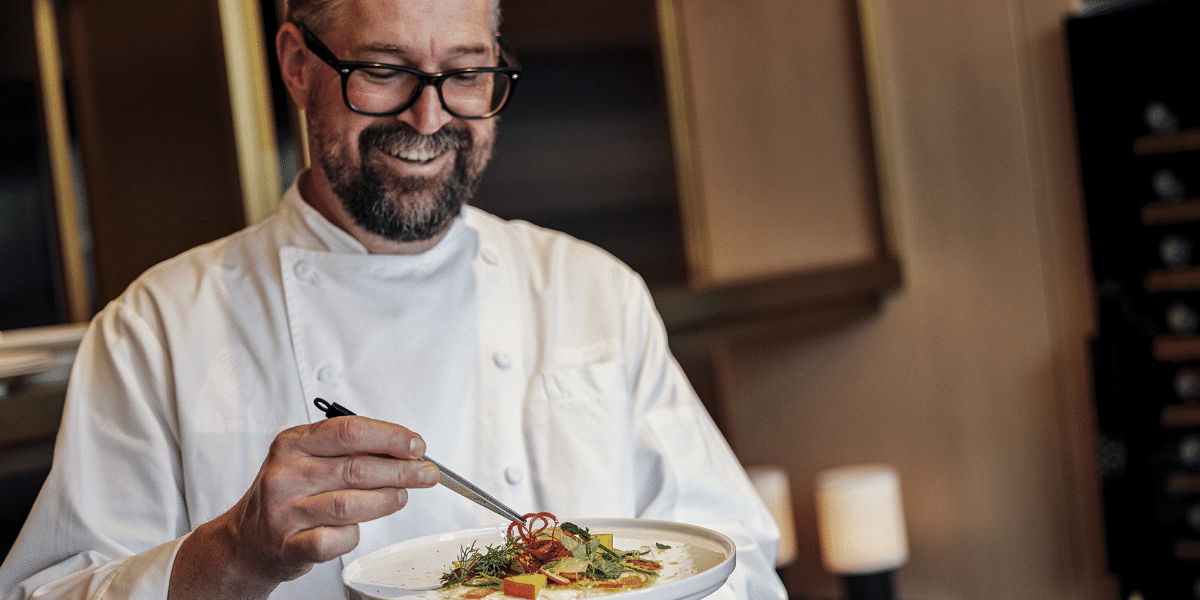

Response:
(337, 0), (492, 44)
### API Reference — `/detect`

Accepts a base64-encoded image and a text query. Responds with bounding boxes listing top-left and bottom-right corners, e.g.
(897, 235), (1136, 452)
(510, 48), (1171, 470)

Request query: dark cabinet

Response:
(1068, 1), (1200, 597)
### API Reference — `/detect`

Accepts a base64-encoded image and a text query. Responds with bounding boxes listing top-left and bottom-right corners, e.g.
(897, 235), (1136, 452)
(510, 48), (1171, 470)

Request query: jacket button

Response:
(480, 246), (499, 266)
(505, 465), (524, 485)
(492, 351), (512, 370)
(294, 261), (316, 283)
(317, 365), (339, 384)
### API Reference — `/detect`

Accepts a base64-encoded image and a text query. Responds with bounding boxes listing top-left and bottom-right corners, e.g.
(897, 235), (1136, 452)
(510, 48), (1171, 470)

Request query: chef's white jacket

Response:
(0, 180), (786, 599)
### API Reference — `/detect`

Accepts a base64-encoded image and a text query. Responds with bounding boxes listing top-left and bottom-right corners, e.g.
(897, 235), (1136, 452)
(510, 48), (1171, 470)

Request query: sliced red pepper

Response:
(540, 569), (571, 585)
(626, 560), (663, 570)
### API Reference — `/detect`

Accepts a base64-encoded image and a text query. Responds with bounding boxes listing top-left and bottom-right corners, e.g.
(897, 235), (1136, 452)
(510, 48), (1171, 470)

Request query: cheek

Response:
(467, 121), (497, 167)
(307, 99), (370, 158)
(304, 67), (343, 112)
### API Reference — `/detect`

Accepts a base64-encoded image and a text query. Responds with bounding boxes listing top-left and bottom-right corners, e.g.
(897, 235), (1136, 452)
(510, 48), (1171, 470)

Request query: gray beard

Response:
(320, 122), (484, 242)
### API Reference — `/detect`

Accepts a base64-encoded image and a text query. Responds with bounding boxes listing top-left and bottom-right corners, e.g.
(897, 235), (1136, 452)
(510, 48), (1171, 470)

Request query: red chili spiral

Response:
(507, 512), (571, 573)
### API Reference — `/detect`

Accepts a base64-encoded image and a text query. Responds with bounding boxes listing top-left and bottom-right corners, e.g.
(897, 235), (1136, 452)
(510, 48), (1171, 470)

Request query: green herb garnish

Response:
(439, 541), (519, 587)
(559, 522), (591, 541)
(586, 556), (626, 580)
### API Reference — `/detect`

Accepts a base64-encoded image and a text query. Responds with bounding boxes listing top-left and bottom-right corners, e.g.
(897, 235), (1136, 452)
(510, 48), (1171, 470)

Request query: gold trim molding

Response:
(655, 0), (714, 287)
(218, 0), (281, 225)
(33, 0), (90, 322)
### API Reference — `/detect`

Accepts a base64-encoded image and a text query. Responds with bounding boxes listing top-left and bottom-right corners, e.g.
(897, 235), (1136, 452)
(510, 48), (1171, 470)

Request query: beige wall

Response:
(721, 0), (1117, 597)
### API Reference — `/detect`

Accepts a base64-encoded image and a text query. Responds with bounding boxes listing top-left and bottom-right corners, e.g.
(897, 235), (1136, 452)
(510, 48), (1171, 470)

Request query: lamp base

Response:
(842, 570), (895, 600)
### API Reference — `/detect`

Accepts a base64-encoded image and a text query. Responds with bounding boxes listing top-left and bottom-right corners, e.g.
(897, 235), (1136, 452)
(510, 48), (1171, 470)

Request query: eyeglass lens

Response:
(347, 69), (512, 117)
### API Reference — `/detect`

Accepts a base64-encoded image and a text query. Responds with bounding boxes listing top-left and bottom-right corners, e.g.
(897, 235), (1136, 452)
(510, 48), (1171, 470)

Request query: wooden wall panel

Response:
(499, 0), (660, 52)
(63, 0), (246, 304)
(661, 0), (885, 286)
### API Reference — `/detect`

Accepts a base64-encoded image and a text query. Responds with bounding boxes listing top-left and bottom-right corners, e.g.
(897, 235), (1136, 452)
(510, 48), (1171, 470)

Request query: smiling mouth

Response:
(385, 146), (448, 166)
(366, 123), (469, 168)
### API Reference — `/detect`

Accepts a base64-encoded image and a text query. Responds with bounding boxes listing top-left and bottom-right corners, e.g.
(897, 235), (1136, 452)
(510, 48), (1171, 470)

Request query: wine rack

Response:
(1068, 1), (1200, 598)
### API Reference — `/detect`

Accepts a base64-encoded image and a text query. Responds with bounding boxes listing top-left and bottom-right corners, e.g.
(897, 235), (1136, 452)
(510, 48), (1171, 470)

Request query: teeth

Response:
(393, 147), (441, 163)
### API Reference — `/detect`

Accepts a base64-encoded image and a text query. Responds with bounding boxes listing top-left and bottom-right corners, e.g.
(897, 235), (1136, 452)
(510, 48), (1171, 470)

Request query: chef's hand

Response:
(168, 416), (440, 599)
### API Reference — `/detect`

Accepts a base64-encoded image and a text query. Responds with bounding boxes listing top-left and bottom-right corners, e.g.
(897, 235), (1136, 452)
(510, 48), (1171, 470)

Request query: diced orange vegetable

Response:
(502, 573), (546, 599)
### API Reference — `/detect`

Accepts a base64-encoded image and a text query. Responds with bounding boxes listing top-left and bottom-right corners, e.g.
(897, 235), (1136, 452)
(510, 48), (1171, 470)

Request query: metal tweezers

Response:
(312, 398), (525, 524)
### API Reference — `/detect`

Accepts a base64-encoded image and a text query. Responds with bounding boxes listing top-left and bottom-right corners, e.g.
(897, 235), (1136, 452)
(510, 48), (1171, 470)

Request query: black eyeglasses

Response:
(300, 25), (520, 120)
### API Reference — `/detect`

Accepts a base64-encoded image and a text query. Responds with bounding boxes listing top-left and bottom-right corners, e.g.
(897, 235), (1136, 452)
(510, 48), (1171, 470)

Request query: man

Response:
(0, 0), (786, 598)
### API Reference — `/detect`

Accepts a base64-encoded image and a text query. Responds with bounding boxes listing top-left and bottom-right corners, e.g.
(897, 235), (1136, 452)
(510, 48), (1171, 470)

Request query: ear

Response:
(276, 22), (313, 110)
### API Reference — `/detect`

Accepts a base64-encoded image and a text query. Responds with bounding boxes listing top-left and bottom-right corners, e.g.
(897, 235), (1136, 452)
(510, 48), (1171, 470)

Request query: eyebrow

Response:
(355, 41), (492, 63)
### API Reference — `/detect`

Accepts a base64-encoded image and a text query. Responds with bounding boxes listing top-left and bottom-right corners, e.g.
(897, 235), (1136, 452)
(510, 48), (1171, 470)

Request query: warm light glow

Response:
(747, 465), (798, 567)
(815, 464), (909, 574)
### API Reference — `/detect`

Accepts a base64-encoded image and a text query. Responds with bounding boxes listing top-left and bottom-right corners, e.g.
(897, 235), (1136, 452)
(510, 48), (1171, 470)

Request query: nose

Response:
(398, 83), (453, 135)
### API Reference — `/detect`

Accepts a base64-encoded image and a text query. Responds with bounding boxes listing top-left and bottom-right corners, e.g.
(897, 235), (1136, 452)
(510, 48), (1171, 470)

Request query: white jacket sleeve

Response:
(622, 277), (787, 600)
(0, 300), (187, 600)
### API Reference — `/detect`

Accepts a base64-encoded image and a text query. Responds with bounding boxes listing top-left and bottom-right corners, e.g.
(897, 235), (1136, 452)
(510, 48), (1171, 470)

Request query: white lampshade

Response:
(815, 464), (909, 574)
(747, 465), (798, 567)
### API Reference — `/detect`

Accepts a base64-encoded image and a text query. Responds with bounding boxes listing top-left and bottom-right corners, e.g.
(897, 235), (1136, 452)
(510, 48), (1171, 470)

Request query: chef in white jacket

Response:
(0, 0), (787, 598)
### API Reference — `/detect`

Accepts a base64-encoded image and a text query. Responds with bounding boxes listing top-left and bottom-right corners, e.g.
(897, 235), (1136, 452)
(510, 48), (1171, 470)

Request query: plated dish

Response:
(342, 518), (736, 600)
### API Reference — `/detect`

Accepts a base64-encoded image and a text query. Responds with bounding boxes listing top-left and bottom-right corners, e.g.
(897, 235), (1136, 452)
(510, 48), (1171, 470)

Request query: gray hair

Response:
(286, 0), (502, 36)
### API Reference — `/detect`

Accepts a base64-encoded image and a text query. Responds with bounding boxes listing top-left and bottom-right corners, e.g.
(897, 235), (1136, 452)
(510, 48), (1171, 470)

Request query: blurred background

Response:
(3, 0), (1199, 598)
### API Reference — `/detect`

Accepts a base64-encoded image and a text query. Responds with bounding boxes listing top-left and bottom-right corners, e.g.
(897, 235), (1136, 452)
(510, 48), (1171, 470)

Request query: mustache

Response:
(359, 122), (472, 157)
